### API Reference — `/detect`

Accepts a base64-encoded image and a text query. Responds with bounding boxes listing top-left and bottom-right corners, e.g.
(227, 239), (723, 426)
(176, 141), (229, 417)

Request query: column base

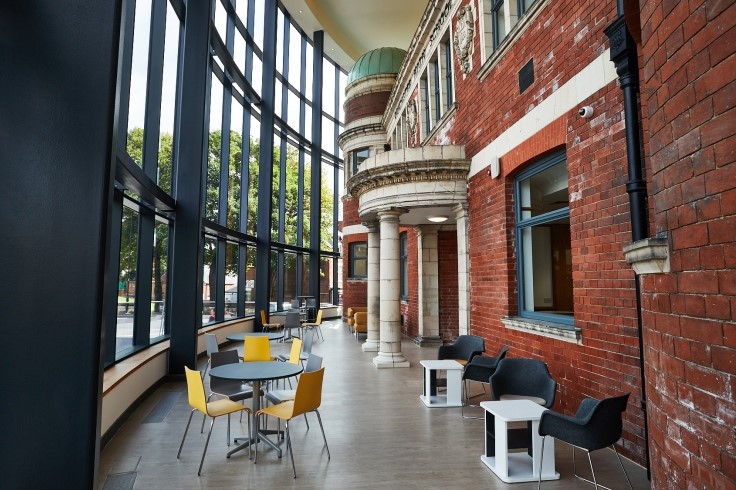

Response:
(373, 352), (410, 368)
(362, 340), (379, 352)
(414, 335), (443, 347)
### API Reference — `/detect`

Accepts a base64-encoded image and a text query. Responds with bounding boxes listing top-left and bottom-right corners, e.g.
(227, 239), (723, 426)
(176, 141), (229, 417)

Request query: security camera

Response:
(579, 106), (594, 118)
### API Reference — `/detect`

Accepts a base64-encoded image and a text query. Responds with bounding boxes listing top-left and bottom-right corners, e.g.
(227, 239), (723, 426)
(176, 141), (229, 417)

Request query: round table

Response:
(209, 361), (303, 458)
(226, 331), (283, 342)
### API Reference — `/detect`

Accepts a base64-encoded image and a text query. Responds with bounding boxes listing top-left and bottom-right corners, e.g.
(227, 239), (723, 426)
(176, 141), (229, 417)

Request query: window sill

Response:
(501, 316), (582, 344)
(347, 277), (368, 283)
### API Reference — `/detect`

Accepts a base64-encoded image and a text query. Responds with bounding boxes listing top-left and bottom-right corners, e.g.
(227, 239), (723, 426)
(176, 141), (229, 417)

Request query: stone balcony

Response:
(345, 145), (471, 222)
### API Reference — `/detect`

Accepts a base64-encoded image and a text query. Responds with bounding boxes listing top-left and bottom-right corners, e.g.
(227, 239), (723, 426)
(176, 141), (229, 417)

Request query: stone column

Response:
(362, 220), (380, 352)
(453, 203), (470, 335)
(415, 226), (442, 346)
(373, 210), (410, 368)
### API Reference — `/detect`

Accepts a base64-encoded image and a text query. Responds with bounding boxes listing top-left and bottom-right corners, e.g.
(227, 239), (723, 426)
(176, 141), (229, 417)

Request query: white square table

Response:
(419, 359), (464, 407)
(480, 399), (560, 483)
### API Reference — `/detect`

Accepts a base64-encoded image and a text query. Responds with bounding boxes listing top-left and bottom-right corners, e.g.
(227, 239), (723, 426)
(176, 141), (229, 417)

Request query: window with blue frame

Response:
(515, 151), (573, 325)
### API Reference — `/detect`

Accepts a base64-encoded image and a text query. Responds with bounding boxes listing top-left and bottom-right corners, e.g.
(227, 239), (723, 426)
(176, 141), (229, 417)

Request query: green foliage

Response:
(123, 127), (336, 302)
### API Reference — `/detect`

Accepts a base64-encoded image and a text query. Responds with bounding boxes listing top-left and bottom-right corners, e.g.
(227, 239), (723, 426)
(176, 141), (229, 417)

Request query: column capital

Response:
(413, 225), (442, 236)
(362, 220), (380, 233)
(376, 208), (406, 221)
(452, 202), (469, 219)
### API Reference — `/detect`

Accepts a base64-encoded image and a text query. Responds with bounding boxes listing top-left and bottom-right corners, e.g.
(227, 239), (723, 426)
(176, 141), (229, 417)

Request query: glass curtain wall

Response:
(107, 0), (344, 366)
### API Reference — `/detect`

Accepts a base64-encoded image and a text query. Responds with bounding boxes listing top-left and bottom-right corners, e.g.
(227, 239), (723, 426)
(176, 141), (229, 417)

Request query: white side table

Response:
(480, 400), (560, 483)
(419, 360), (463, 407)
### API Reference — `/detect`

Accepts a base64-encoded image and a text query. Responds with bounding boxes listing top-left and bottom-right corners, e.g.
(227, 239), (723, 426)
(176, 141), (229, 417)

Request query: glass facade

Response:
(107, 0), (345, 365)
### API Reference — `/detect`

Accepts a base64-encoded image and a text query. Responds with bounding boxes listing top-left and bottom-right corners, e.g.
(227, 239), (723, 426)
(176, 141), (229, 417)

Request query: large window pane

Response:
(126, 0), (152, 156)
(225, 241), (238, 319)
(284, 144), (299, 246)
(203, 236), (217, 325)
(158, 2), (180, 194)
(321, 161), (335, 251)
(150, 218), (169, 340)
(244, 245), (256, 315)
(116, 206), (139, 354)
(206, 74), (224, 222)
(246, 115), (260, 236)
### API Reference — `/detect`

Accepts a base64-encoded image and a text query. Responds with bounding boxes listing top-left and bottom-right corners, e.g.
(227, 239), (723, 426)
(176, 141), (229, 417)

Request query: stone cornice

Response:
(337, 122), (386, 148)
(347, 159), (470, 198)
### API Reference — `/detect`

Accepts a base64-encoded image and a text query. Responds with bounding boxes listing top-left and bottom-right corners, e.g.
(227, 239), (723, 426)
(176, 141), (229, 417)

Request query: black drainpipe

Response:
(604, 9), (651, 477)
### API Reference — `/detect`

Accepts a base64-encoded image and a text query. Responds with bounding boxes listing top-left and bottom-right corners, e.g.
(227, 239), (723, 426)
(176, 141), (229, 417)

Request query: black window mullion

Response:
(433, 59), (441, 122)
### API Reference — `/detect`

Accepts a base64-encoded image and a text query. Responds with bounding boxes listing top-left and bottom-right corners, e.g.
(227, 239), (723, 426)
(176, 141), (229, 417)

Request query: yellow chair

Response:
(260, 309), (282, 336)
(243, 335), (272, 362)
(301, 309), (324, 341)
(177, 366), (251, 475)
(255, 367), (330, 478)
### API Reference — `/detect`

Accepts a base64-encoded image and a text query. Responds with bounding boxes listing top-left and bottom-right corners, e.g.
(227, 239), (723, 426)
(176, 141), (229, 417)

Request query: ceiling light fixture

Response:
(427, 215), (448, 223)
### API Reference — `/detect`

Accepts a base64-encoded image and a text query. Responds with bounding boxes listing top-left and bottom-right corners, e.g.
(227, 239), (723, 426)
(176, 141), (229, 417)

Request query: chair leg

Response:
(612, 444), (634, 490)
(286, 421), (296, 478)
(177, 409), (196, 458)
(586, 450), (598, 489)
(537, 436), (546, 490)
(315, 410), (330, 459)
(198, 418), (216, 476)
(303, 412), (310, 430)
(226, 413), (231, 446)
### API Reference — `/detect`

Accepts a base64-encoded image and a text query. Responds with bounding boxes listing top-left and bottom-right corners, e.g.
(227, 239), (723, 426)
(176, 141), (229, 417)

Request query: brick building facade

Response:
(340, 0), (734, 486)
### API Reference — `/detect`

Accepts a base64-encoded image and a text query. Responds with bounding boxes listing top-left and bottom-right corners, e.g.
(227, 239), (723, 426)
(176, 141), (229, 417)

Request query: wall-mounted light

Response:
(487, 156), (500, 178)
(427, 215), (448, 223)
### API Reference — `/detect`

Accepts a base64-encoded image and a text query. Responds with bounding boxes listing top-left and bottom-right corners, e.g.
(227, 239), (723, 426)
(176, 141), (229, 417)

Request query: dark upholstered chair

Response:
(490, 358), (557, 408)
(487, 358), (557, 456)
(437, 334), (485, 366)
(537, 393), (632, 490)
(461, 345), (509, 419)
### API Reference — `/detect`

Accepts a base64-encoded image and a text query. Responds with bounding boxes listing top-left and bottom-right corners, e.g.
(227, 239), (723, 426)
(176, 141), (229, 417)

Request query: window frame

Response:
(352, 147), (369, 176)
(514, 151), (574, 327)
(348, 241), (368, 279)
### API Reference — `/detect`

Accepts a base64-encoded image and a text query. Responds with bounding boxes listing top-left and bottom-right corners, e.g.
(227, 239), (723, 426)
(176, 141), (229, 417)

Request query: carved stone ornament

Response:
(406, 98), (418, 146)
(453, 4), (475, 75)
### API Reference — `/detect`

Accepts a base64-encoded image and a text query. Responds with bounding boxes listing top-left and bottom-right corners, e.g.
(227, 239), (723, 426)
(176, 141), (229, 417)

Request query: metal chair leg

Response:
(177, 409), (196, 458)
(286, 422), (296, 478)
(612, 444), (634, 489)
(587, 450), (598, 489)
(537, 436), (546, 490)
(198, 418), (215, 476)
(315, 410), (330, 459)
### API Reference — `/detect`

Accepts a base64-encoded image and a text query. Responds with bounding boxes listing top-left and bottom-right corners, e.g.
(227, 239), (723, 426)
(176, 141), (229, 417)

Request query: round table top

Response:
(209, 361), (303, 382)
(226, 331), (284, 342)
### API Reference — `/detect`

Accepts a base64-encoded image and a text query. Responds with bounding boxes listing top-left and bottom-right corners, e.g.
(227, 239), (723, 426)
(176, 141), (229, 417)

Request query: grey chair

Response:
(278, 324), (314, 365)
(537, 393), (632, 490)
(461, 345), (509, 419)
(201, 333), (219, 379)
(490, 358), (556, 408)
(202, 350), (261, 442)
(283, 310), (302, 341)
(438, 334), (485, 366)
(488, 358), (557, 456)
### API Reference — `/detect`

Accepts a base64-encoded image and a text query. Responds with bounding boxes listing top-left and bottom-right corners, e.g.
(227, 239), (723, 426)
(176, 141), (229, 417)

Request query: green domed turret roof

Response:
(347, 47), (407, 85)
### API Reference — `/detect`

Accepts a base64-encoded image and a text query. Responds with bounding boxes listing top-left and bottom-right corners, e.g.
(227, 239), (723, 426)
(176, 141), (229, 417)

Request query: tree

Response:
(124, 127), (335, 313)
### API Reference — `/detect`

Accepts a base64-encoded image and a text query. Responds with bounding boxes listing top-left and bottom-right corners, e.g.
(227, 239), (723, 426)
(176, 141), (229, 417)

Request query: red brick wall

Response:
(344, 91), (392, 124)
(451, 0), (647, 464)
(401, 228), (419, 338)
(638, 0), (736, 487)
(438, 230), (459, 342)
